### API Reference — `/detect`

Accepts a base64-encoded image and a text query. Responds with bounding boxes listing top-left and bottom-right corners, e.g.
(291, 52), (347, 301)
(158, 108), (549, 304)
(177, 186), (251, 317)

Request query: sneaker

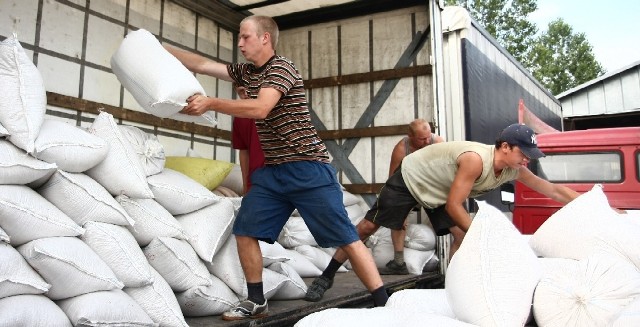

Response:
(221, 299), (268, 321)
(380, 260), (409, 275)
(304, 275), (334, 302)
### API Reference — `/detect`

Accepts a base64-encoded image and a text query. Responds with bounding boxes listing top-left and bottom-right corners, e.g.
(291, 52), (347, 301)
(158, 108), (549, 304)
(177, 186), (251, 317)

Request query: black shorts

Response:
(364, 169), (455, 236)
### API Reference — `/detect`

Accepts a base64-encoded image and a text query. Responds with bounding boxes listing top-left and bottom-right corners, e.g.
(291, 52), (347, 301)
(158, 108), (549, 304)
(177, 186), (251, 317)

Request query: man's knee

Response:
(449, 226), (465, 245)
(356, 219), (379, 240)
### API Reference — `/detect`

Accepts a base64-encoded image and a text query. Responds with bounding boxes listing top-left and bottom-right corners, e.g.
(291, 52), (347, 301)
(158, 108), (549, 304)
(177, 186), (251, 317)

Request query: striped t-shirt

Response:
(228, 56), (329, 165)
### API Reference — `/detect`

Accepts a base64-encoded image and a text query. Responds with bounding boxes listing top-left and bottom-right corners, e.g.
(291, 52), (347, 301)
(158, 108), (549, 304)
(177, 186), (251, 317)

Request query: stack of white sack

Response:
(366, 216), (439, 275)
(0, 34), (311, 323)
(297, 185), (640, 326)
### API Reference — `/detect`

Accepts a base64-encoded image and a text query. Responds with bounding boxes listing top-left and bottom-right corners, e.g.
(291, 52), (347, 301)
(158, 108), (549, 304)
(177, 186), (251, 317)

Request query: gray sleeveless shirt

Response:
(401, 141), (519, 208)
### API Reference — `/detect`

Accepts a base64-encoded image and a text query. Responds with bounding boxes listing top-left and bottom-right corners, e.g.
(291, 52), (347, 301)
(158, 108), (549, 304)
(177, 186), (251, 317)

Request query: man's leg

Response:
(340, 240), (388, 306)
(448, 226), (466, 259)
(384, 224), (409, 275)
(305, 219), (381, 302)
(221, 235), (268, 321)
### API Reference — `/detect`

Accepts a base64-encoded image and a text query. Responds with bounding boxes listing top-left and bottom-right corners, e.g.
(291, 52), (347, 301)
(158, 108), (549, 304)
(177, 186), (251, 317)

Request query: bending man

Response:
(305, 123), (581, 302)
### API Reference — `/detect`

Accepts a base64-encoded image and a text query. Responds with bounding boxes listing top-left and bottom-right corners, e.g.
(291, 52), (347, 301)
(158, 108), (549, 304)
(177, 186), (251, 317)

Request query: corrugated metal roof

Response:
(557, 60), (640, 117)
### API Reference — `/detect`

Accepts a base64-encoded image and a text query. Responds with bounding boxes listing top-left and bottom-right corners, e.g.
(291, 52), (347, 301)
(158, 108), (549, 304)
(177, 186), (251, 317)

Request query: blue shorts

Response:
(233, 161), (359, 248)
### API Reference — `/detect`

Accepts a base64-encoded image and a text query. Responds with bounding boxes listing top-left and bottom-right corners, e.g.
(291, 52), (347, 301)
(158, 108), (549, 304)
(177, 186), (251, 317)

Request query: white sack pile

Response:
(300, 187), (640, 326)
(110, 28), (217, 127)
(0, 34), (316, 324)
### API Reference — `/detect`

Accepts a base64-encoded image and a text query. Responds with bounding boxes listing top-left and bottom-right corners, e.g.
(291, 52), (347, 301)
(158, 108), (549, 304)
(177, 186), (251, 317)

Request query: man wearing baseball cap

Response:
(307, 123), (581, 301)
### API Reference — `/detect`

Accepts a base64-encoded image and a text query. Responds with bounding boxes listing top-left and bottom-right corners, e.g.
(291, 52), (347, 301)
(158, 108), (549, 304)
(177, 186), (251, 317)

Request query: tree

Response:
(528, 19), (605, 95)
(443, 0), (605, 95)
(444, 0), (538, 67)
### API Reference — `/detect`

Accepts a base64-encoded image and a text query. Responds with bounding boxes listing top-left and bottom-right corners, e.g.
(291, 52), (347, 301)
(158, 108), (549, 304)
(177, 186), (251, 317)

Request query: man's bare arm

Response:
(445, 151), (484, 232)
(164, 44), (232, 82)
(181, 87), (281, 119)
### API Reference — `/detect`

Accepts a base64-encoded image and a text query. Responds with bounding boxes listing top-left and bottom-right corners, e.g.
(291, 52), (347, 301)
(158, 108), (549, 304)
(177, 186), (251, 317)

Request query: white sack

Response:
(342, 189), (361, 207)
(117, 195), (187, 246)
(282, 248), (323, 278)
(386, 289), (455, 318)
(0, 294), (71, 327)
(533, 252), (640, 327)
(0, 122), (7, 136)
(294, 307), (477, 327)
(445, 200), (542, 327)
(85, 111), (154, 198)
(125, 266), (188, 327)
(56, 289), (156, 327)
(0, 242), (50, 299)
(278, 216), (317, 248)
(17, 236), (123, 300)
(0, 226), (8, 243)
(319, 247), (353, 271)
(176, 274), (238, 317)
(0, 34), (46, 153)
(147, 168), (219, 215)
(33, 119), (109, 172)
(405, 222), (437, 251)
(0, 139), (57, 185)
(110, 28), (217, 126)
(366, 226), (391, 248)
(119, 125), (165, 176)
(259, 240), (291, 267)
(345, 203), (365, 220)
(143, 237), (211, 292)
(611, 295), (640, 327)
(267, 261), (308, 300)
(38, 170), (134, 226)
(370, 241), (434, 275)
(294, 244), (347, 273)
(0, 184), (84, 246)
(81, 221), (153, 288)
(529, 184), (640, 270)
(176, 198), (235, 262)
(219, 164), (243, 196)
(204, 236), (246, 297)
(262, 268), (289, 300)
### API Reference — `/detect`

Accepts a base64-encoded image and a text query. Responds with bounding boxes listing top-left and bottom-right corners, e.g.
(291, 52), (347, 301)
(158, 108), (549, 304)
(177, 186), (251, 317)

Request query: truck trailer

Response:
(0, 0), (565, 325)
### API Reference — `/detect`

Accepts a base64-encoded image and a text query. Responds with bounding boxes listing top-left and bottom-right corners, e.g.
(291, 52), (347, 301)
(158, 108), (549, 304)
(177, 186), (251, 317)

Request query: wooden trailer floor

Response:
(186, 271), (444, 327)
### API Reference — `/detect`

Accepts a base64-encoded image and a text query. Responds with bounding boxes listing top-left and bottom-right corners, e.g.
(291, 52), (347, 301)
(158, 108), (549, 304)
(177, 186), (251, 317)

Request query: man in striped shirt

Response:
(165, 15), (388, 321)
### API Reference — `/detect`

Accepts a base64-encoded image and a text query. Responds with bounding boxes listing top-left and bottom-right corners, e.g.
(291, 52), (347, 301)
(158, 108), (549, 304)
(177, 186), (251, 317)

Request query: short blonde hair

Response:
(241, 15), (279, 49)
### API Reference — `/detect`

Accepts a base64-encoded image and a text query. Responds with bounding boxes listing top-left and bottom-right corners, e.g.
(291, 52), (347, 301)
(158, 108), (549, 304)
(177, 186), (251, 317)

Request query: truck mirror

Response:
(500, 183), (515, 205)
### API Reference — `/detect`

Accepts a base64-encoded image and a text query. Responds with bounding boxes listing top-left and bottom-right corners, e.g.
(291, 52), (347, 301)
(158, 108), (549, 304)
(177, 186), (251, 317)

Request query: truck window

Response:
(530, 152), (622, 183)
(637, 152), (640, 182)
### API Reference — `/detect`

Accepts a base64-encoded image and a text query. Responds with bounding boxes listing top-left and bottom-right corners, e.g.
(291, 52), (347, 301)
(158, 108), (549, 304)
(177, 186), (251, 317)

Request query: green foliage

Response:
(528, 19), (605, 95)
(444, 0), (605, 95)
(444, 0), (538, 68)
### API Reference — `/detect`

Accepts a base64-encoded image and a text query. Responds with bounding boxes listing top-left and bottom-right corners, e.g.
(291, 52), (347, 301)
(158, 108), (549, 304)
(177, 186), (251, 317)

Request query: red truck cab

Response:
(508, 127), (640, 234)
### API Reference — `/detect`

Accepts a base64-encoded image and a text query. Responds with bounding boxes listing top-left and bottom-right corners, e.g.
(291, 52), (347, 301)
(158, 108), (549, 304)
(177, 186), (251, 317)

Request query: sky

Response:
(529, 0), (640, 73)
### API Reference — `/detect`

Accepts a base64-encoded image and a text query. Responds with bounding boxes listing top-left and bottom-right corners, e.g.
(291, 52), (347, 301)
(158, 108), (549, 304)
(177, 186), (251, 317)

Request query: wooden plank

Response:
(342, 183), (385, 194)
(317, 125), (408, 140)
(304, 65), (431, 89)
(185, 271), (443, 327)
(46, 92), (231, 140)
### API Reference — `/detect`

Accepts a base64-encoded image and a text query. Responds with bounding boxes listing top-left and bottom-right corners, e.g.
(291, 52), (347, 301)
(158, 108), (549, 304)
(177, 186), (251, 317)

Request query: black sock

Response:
(371, 286), (388, 307)
(247, 282), (265, 305)
(321, 258), (343, 280)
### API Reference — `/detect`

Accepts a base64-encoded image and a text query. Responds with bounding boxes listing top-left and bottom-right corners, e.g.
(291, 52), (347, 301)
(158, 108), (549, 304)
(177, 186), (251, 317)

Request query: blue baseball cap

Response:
(498, 124), (545, 159)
